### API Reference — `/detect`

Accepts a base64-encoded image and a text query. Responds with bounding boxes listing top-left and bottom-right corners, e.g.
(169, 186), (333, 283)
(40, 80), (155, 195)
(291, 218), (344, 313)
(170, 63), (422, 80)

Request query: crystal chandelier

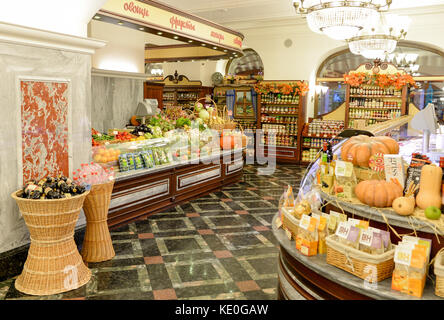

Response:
(347, 13), (411, 59)
(293, 0), (392, 41)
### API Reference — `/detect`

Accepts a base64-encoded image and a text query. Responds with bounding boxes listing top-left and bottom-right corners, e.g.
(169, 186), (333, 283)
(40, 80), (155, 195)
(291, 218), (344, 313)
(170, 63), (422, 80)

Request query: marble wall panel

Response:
(0, 42), (92, 254)
(20, 81), (69, 184)
(91, 76), (143, 133)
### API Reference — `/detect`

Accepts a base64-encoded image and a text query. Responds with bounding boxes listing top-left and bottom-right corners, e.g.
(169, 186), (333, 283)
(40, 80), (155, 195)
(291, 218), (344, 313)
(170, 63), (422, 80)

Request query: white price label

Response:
(299, 214), (311, 230)
(359, 229), (374, 247)
(335, 221), (350, 239)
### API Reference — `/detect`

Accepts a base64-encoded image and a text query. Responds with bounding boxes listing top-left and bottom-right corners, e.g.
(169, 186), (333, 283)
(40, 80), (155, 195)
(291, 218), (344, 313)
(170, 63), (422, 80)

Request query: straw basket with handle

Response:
(81, 180), (115, 263)
(194, 97), (237, 131)
(325, 235), (395, 283)
(11, 190), (91, 296)
(433, 248), (444, 297)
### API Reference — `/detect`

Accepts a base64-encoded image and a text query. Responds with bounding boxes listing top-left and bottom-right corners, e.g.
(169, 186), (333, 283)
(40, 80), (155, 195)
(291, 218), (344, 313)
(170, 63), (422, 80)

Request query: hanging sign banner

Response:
(99, 0), (244, 51)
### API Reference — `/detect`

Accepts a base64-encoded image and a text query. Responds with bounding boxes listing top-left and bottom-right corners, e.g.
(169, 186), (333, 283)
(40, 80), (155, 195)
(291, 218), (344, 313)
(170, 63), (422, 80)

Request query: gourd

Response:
(392, 182), (418, 216)
(355, 180), (403, 208)
(340, 135), (399, 167)
(416, 164), (443, 209)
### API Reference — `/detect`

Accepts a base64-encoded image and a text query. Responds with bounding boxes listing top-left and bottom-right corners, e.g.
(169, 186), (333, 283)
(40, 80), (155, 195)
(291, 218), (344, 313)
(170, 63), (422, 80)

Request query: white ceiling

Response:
(159, 0), (444, 26)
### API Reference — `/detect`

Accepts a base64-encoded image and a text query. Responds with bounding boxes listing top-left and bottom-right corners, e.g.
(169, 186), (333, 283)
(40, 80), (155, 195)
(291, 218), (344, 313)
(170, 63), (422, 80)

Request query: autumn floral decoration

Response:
(343, 72), (417, 90)
(254, 81), (309, 96)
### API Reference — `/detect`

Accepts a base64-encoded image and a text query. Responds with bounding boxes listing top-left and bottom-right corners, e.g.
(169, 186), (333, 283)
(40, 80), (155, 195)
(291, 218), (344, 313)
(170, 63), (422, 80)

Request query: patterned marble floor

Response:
(0, 164), (307, 300)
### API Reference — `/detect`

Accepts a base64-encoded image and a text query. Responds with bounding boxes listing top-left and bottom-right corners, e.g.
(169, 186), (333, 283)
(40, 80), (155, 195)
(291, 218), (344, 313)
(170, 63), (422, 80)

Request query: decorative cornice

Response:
(91, 68), (149, 80)
(0, 21), (107, 55)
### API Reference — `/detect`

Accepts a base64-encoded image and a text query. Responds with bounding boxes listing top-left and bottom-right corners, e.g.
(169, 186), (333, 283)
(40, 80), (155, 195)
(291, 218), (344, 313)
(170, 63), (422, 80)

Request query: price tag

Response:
(113, 130), (118, 135)
(359, 229), (374, 247)
(299, 214), (311, 230)
(285, 229), (292, 240)
(348, 218), (361, 227)
(394, 244), (412, 266)
(138, 132), (144, 136)
(275, 217), (283, 229)
(335, 221), (350, 239)
(228, 110), (233, 116)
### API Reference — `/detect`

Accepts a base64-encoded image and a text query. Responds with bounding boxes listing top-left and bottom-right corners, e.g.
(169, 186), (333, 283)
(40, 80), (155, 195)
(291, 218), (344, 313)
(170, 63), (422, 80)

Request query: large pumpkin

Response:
(355, 180), (403, 208)
(341, 135), (399, 167)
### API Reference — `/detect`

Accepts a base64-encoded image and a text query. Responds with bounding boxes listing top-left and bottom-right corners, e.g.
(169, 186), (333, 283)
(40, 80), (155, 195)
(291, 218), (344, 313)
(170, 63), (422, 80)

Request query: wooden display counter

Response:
(107, 149), (244, 227)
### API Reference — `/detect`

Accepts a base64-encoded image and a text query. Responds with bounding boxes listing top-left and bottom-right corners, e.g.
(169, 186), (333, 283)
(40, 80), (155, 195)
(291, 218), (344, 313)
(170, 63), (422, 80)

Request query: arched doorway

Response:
(225, 48), (264, 77)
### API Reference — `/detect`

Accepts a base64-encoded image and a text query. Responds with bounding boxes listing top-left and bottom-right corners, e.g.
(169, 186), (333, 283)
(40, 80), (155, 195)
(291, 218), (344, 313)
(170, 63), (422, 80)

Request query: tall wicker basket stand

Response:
(81, 180), (115, 263)
(11, 191), (91, 296)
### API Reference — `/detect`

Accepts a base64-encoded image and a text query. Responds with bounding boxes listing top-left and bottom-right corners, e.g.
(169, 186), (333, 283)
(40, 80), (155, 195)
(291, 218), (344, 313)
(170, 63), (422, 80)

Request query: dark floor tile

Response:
(134, 220), (153, 233)
(113, 242), (135, 256)
(174, 282), (240, 299)
(207, 216), (244, 227)
(162, 252), (215, 263)
(241, 201), (274, 209)
(110, 224), (130, 232)
(247, 257), (278, 275)
(175, 263), (220, 283)
(238, 215), (264, 227)
(256, 278), (278, 290)
(110, 233), (138, 241)
(223, 233), (263, 248)
(214, 227), (253, 234)
(218, 258), (253, 282)
(164, 238), (201, 253)
(242, 290), (276, 300)
(231, 246), (278, 257)
(222, 201), (244, 211)
(140, 238), (161, 257)
(152, 230), (198, 237)
(155, 219), (189, 231)
(146, 264), (173, 290)
(87, 290), (154, 300)
(223, 191), (258, 198)
(96, 269), (140, 292)
(195, 203), (227, 212)
(188, 217), (210, 229)
(61, 286), (87, 299)
(259, 230), (279, 246)
(178, 203), (196, 213)
(4, 282), (33, 299)
(200, 235), (228, 251)
(88, 257), (145, 269)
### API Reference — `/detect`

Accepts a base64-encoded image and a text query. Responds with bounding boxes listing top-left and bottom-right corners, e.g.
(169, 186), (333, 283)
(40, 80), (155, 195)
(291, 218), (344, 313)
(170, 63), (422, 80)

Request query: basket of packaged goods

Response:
(325, 224), (395, 283)
(11, 176), (91, 295)
(434, 249), (444, 297)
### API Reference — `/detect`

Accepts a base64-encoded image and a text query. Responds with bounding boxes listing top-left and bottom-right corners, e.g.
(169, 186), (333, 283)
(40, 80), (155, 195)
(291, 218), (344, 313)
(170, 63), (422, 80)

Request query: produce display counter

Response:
(273, 213), (441, 300)
(107, 148), (244, 227)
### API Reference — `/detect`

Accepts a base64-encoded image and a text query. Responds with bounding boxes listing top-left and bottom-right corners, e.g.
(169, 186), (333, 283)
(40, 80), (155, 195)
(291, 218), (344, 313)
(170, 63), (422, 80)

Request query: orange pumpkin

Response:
(220, 134), (235, 149)
(130, 115), (140, 126)
(354, 180), (403, 208)
(341, 135), (399, 167)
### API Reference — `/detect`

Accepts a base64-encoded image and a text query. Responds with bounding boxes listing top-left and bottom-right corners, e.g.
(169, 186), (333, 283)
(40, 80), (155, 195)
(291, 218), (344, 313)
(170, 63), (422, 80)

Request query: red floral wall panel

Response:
(20, 81), (69, 184)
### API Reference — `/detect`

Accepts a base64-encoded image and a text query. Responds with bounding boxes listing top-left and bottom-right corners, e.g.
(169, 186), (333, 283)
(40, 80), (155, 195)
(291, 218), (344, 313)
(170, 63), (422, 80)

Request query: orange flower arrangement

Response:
(344, 72), (417, 89)
(254, 81), (309, 96)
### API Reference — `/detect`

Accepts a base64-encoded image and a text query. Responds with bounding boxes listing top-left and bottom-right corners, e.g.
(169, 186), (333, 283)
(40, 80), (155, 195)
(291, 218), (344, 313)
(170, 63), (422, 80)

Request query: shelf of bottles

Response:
(347, 85), (403, 128)
(260, 93), (300, 147)
(163, 92), (175, 101)
(177, 92), (199, 100)
(300, 119), (344, 163)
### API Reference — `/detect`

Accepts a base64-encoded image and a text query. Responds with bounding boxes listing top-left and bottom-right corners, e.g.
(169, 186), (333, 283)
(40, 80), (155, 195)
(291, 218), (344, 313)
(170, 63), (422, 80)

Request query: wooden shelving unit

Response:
(344, 62), (409, 130)
(257, 81), (307, 163)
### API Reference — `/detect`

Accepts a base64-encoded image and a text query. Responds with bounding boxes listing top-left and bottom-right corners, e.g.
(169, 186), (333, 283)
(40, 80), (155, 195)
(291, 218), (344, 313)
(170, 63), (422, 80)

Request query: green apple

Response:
(425, 206), (442, 220)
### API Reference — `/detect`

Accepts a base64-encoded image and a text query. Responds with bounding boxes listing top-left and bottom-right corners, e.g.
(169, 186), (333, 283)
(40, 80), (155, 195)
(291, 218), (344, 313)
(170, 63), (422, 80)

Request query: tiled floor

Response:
(0, 164), (307, 300)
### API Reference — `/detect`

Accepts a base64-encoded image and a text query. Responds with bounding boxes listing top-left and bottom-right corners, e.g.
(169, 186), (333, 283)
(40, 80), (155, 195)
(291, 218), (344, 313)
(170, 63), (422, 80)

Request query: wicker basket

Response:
(325, 235), (395, 283)
(81, 180), (115, 263)
(434, 250), (444, 297)
(281, 207), (300, 238)
(11, 190), (91, 296)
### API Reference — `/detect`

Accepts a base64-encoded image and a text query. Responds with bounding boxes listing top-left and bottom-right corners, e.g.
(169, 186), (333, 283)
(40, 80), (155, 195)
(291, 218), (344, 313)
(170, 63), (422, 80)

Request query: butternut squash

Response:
(415, 164), (443, 210)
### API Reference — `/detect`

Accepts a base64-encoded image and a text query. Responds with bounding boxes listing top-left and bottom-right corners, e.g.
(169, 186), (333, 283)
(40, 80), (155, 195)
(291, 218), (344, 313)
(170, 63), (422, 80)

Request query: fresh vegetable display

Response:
(115, 131), (135, 142)
(175, 117), (191, 129)
(130, 124), (153, 136)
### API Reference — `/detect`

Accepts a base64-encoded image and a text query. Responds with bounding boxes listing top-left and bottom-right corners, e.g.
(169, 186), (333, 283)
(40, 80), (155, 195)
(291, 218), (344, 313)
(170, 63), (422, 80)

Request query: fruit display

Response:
(130, 124), (153, 137)
(17, 175), (86, 199)
(340, 135), (399, 167)
(93, 147), (121, 163)
(115, 131), (135, 142)
(392, 183), (418, 216)
(415, 164), (443, 210)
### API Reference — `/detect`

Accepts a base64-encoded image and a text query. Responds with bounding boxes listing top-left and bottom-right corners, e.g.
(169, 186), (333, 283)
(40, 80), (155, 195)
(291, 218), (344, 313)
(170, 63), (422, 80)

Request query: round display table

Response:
(11, 191), (91, 296)
(81, 181), (115, 263)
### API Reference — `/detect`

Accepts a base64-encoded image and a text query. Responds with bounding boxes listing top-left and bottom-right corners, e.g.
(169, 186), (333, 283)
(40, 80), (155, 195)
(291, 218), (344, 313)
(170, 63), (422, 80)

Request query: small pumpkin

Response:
(341, 135), (399, 167)
(392, 197), (416, 216)
(416, 164), (443, 210)
(130, 115), (140, 126)
(355, 180), (403, 208)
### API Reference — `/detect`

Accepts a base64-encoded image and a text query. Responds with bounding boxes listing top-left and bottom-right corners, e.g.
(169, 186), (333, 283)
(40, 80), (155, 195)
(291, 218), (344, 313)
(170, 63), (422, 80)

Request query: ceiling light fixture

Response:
(213, 46), (217, 49)
(173, 36), (179, 39)
(117, 21), (124, 25)
(139, 27), (145, 31)
(201, 43), (206, 46)
(94, 16), (101, 20)
(188, 40), (193, 43)
(157, 32), (163, 35)
(348, 13), (410, 59)
(294, 0), (392, 41)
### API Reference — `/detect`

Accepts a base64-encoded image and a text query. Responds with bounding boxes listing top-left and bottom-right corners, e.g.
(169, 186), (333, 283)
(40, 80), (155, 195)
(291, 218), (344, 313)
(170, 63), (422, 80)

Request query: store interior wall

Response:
(162, 60), (227, 87)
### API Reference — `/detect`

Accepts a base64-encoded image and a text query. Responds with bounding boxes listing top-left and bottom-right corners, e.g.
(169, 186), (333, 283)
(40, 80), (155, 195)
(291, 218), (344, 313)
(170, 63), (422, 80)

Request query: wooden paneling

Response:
(144, 82), (165, 109)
